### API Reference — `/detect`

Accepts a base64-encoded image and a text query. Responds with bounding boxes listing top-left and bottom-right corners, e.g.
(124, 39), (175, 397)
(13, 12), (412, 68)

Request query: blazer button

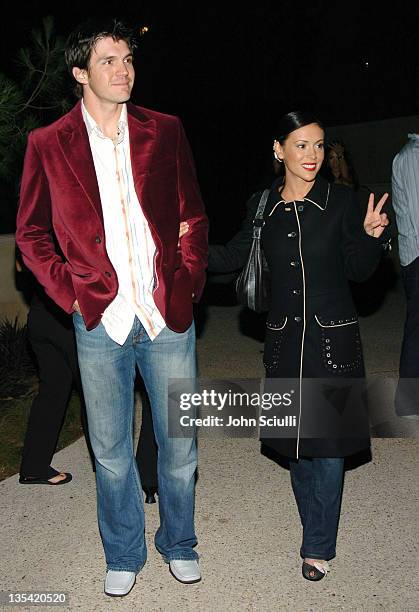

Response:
(290, 260), (300, 267)
(292, 289), (301, 295)
(294, 316), (302, 323)
(287, 232), (297, 238)
(104, 271), (112, 277)
(95, 236), (102, 244)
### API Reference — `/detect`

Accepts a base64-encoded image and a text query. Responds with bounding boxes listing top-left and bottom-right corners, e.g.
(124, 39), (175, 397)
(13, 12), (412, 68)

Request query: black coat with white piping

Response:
(261, 175), (384, 458)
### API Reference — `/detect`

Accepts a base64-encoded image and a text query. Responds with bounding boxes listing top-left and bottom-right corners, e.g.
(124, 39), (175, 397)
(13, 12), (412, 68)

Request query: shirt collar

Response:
(81, 101), (128, 144)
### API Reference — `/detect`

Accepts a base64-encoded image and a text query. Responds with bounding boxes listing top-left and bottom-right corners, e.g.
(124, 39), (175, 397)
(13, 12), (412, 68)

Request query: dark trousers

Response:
(395, 257), (419, 416)
(135, 383), (158, 490)
(20, 296), (94, 478)
(290, 457), (344, 561)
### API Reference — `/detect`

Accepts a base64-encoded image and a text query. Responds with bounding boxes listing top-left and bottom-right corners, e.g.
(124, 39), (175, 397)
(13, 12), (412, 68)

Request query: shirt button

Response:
(297, 205), (304, 212)
(290, 260), (300, 267)
(287, 232), (297, 238)
(294, 316), (302, 323)
(104, 271), (112, 277)
(292, 289), (301, 295)
(95, 236), (102, 244)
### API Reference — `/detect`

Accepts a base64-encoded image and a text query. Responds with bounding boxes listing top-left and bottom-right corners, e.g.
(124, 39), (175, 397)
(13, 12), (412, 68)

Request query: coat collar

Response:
(302, 175), (331, 210)
(270, 174), (331, 215)
(56, 101), (157, 222)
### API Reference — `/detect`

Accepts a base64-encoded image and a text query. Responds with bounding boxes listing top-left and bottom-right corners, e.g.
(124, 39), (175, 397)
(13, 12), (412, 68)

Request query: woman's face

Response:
(274, 123), (325, 184)
(327, 146), (344, 179)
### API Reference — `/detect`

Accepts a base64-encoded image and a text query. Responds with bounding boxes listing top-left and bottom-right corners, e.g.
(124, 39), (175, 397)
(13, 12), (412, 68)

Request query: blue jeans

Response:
(72, 315), (198, 572)
(290, 457), (344, 561)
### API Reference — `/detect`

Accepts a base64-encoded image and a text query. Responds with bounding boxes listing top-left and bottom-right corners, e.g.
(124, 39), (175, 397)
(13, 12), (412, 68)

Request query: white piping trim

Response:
(270, 183), (331, 214)
(294, 202), (306, 460)
(314, 315), (357, 328)
(304, 183), (330, 210)
(266, 316), (288, 331)
(268, 200), (285, 216)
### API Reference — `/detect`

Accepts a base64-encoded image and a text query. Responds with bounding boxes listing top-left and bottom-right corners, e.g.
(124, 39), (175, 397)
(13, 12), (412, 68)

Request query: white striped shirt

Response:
(392, 134), (419, 267)
(82, 102), (165, 344)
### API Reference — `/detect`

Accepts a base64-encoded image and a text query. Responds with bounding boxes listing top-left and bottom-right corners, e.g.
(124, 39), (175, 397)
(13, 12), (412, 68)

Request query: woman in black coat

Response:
(261, 111), (389, 581)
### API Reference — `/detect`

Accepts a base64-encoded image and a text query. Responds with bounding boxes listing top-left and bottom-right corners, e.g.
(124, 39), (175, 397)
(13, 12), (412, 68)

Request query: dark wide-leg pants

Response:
(20, 298), (93, 479)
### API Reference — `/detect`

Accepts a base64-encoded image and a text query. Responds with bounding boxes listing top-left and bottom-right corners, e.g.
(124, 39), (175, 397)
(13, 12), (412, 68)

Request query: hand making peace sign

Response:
(363, 192), (389, 238)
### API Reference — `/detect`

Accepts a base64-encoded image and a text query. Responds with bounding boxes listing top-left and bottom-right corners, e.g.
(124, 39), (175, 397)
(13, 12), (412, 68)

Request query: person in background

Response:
(325, 139), (359, 189)
(324, 139), (371, 216)
(16, 17), (208, 597)
(392, 133), (419, 419)
(135, 219), (190, 505)
(262, 110), (389, 581)
(16, 248), (94, 485)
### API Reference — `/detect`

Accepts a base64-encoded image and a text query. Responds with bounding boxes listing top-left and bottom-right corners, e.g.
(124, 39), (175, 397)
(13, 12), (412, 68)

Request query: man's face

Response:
(74, 36), (135, 105)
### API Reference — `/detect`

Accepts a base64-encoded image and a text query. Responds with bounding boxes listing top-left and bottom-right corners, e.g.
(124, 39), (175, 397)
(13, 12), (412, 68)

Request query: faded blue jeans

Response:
(73, 314), (198, 573)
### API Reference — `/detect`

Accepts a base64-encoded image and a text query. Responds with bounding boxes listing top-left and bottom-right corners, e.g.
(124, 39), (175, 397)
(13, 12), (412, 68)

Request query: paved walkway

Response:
(1, 252), (418, 611)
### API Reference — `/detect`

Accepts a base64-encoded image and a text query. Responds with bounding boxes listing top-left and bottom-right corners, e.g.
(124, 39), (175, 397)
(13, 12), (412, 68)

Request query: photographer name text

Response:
(179, 415), (297, 428)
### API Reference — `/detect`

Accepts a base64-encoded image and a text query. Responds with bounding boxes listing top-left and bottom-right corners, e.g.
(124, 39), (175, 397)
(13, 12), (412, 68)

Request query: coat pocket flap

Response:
(315, 314), (358, 328)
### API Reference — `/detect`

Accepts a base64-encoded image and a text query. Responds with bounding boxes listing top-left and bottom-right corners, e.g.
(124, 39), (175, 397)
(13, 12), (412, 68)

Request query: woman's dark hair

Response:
(65, 18), (138, 98)
(275, 111), (324, 144)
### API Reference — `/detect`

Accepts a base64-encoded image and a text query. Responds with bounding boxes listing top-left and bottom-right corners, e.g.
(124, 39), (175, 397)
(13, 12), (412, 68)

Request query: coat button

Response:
(290, 260), (300, 267)
(292, 289), (301, 295)
(104, 271), (112, 277)
(294, 316), (302, 323)
(287, 232), (297, 238)
(95, 236), (102, 244)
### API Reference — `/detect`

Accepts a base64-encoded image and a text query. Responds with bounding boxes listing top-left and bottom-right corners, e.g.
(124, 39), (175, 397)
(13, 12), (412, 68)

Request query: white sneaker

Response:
(104, 570), (136, 596)
(169, 559), (201, 584)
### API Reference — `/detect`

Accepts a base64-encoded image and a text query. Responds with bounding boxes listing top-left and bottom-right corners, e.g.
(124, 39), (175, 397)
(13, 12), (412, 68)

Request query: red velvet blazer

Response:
(16, 101), (208, 332)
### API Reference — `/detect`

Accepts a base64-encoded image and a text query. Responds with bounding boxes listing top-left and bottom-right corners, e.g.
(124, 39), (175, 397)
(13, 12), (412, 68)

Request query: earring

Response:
(273, 152), (282, 162)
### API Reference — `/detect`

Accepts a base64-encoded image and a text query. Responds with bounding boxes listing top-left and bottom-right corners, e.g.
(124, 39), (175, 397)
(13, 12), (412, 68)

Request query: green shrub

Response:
(0, 317), (36, 400)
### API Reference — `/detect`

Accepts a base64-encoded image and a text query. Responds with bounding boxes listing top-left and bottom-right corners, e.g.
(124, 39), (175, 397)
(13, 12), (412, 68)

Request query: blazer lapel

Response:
(56, 102), (158, 225)
(127, 106), (157, 223)
(57, 105), (103, 223)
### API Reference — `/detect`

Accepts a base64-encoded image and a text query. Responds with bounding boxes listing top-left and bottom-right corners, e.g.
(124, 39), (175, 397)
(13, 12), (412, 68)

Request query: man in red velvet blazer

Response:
(16, 18), (208, 595)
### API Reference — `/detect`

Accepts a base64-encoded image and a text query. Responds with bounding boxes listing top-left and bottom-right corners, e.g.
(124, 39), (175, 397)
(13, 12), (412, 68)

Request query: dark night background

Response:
(1, 1), (418, 242)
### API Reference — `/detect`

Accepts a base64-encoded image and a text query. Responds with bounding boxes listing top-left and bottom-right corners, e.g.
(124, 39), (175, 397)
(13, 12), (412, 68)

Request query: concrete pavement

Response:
(0, 250), (418, 611)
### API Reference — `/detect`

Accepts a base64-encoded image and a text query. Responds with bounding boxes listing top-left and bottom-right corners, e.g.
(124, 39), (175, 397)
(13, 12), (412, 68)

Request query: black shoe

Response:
(302, 561), (329, 581)
(19, 472), (72, 486)
(143, 486), (157, 504)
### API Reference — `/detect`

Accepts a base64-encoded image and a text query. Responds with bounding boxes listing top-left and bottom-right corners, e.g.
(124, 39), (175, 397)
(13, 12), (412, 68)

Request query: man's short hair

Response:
(65, 18), (138, 97)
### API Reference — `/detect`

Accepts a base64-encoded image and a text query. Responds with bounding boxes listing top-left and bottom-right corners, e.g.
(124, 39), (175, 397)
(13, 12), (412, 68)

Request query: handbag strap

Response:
(253, 189), (270, 239)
